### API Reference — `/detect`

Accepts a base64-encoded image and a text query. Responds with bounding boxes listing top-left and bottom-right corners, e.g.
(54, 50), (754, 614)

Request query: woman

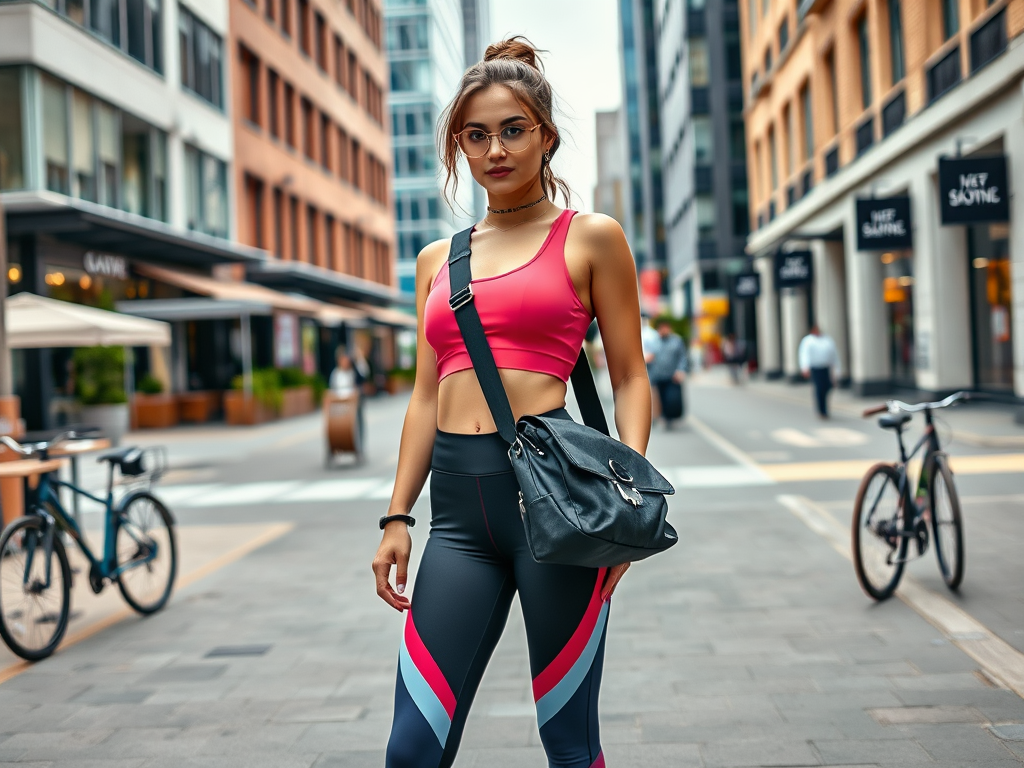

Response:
(372, 37), (651, 768)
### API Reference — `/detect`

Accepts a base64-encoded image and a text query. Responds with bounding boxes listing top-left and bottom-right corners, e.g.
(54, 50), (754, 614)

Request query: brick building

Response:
(741, 0), (1024, 395)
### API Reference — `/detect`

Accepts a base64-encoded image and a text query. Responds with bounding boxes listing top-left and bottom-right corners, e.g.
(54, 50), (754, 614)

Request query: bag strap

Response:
(447, 226), (610, 445)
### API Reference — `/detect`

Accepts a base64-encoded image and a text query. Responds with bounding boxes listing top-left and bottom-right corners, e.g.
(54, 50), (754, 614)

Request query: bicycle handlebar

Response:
(0, 431), (80, 457)
(862, 391), (971, 418)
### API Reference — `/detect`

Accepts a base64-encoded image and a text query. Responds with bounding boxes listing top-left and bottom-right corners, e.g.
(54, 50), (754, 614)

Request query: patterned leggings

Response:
(385, 411), (607, 768)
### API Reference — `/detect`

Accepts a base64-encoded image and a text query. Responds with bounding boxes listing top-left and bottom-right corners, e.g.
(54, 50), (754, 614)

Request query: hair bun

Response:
(483, 36), (544, 72)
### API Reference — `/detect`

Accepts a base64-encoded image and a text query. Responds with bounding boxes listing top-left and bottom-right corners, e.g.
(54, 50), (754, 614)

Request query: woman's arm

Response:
(574, 214), (652, 600)
(371, 240), (447, 612)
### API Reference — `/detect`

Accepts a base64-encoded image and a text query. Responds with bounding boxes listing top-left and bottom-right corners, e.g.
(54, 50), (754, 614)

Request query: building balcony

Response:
(824, 146), (840, 177)
(970, 8), (1007, 73)
(855, 115), (875, 157)
(801, 167), (813, 197)
(927, 45), (962, 104)
(881, 89), (906, 138)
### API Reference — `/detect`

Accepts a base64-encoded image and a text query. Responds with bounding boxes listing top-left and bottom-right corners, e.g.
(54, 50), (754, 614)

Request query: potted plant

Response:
(132, 374), (178, 429)
(279, 367), (316, 418)
(75, 346), (129, 445)
(224, 368), (281, 425)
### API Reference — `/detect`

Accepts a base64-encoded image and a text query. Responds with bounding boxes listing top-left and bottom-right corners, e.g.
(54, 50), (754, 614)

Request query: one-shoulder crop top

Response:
(424, 209), (593, 382)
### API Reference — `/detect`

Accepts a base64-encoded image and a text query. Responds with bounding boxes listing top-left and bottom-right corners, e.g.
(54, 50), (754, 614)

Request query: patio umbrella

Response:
(4, 293), (171, 349)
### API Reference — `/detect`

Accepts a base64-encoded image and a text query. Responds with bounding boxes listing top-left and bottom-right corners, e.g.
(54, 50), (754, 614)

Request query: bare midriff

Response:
(436, 368), (569, 434)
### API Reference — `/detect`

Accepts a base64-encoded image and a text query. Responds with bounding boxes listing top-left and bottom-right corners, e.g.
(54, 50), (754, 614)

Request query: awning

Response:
(246, 259), (411, 307)
(2, 191), (266, 266)
(5, 292), (171, 348)
(342, 302), (417, 329)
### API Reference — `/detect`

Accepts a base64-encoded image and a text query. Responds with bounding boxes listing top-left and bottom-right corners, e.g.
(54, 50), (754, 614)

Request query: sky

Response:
(488, 0), (624, 213)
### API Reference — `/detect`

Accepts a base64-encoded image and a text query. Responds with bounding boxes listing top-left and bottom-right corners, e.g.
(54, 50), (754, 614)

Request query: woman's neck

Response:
(484, 181), (553, 228)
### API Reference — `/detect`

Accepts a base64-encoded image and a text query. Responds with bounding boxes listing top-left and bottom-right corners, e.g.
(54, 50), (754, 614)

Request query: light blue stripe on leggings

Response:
(535, 600), (609, 727)
(399, 642), (451, 747)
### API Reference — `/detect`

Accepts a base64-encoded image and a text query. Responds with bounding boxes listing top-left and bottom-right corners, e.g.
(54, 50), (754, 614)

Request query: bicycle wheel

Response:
(930, 455), (965, 590)
(115, 493), (177, 615)
(0, 516), (71, 661)
(852, 463), (908, 601)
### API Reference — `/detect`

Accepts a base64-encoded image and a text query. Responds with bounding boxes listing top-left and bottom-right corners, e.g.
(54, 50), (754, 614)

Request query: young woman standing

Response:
(371, 38), (651, 768)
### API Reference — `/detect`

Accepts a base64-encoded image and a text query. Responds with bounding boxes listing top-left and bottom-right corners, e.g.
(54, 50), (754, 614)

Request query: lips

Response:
(486, 167), (513, 178)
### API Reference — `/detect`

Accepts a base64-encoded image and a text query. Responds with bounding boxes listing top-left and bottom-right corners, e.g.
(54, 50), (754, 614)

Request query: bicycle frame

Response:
(891, 407), (942, 516)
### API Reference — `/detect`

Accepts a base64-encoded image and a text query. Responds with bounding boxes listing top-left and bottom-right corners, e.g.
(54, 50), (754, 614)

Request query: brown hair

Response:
(437, 36), (571, 209)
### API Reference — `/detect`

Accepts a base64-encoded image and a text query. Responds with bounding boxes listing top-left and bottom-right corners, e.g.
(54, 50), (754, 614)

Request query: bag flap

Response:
(519, 415), (675, 495)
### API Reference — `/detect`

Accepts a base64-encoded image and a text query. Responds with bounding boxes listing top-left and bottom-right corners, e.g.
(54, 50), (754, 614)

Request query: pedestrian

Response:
(329, 349), (364, 446)
(641, 314), (661, 417)
(371, 37), (651, 768)
(799, 324), (839, 418)
(646, 316), (688, 428)
(722, 333), (747, 385)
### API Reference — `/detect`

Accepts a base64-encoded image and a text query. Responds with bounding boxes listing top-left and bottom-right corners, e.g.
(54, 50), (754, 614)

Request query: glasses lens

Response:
(458, 130), (489, 158)
(500, 125), (534, 153)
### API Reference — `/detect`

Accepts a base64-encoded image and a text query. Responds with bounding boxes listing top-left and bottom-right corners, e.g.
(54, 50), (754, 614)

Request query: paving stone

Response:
(868, 705), (988, 725)
(700, 737), (820, 767)
(813, 738), (935, 765)
(899, 723), (1023, 764)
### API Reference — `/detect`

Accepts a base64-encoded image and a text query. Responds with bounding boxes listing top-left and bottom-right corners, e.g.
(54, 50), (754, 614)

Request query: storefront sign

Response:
(856, 197), (913, 250)
(83, 251), (128, 279)
(775, 249), (813, 288)
(274, 313), (299, 368)
(733, 272), (761, 299)
(938, 155), (1010, 224)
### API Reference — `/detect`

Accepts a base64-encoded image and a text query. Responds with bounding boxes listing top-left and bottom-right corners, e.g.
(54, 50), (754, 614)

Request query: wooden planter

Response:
(280, 385), (314, 419)
(223, 391), (275, 425)
(133, 394), (179, 429)
(178, 391), (220, 423)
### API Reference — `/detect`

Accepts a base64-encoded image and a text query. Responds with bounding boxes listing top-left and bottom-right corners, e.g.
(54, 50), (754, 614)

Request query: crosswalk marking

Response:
(290, 479), (386, 501)
(198, 481), (305, 507)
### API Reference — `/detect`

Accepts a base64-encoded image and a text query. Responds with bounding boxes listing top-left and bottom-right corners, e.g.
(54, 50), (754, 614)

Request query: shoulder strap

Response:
(447, 227), (610, 444)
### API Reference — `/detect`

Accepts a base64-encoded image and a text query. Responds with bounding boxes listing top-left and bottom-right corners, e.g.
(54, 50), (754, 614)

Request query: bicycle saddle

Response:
(98, 447), (146, 475)
(878, 413), (912, 431)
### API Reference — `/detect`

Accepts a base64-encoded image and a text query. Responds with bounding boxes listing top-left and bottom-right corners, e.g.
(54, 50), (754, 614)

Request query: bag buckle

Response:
(615, 482), (643, 507)
(449, 284), (474, 311)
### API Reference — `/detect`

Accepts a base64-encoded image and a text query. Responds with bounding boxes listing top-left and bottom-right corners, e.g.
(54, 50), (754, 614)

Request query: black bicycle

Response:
(852, 392), (968, 601)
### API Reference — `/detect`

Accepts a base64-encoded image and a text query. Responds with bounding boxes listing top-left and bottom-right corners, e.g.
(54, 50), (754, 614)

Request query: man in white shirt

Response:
(798, 325), (840, 418)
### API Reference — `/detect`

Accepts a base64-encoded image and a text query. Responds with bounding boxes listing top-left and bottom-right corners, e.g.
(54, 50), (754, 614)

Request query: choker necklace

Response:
(487, 195), (547, 215)
(483, 207), (550, 232)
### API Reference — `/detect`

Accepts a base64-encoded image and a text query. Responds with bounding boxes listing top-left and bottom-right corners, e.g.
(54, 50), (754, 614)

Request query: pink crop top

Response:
(424, 209), (592, 382)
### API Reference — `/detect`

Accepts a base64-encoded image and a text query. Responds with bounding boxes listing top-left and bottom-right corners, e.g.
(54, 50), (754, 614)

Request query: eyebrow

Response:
(462, 115), (530, 129)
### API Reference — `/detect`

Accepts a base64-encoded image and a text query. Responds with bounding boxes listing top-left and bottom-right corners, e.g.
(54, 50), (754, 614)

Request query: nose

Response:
(486, 134), (506, 161)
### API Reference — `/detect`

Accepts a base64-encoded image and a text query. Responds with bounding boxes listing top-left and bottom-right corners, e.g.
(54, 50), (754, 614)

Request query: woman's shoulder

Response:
(416, 237), (454, 287)
(568, 211), (627, 241)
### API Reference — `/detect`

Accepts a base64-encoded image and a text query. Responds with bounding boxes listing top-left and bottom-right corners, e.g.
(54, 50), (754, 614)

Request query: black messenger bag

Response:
(446, 226), (678, 568)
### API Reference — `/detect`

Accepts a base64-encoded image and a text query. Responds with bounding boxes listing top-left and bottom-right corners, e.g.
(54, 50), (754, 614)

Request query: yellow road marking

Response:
(0, 522), (294, 686)
(760, 453), (1024, 482)
(777, 494), (1024, 700)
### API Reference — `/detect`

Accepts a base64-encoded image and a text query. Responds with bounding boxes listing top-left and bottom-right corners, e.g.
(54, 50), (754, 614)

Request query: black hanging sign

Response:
(856, 197), (913, 250)
(938, 155), (1010, 224)
(775, 249), (813, 288)
(732, 272), (761, 299)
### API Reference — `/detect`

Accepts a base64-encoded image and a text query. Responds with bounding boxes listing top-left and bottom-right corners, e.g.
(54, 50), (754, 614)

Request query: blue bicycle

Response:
(0, 433), (176, 660)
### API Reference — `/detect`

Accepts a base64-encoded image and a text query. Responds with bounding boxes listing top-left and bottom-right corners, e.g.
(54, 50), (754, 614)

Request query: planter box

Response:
(81, 403), (130, 446)
(223, 391), (276, 426)
(280, 385), (314, 419)
(178, 391), (220, 423)
(133, 394), (179, 429)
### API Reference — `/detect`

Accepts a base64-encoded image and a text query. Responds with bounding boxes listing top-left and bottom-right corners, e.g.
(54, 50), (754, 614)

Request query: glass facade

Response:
(35, 0), (163, 72)
(185, 144), (228, 238)
(0, 69), (25, 190)
(179, 4), (224, 108)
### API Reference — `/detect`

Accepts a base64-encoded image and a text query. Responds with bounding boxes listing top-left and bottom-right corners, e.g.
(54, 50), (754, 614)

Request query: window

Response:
(729, 118), (746, 160)
(281, 0), (292, 36)
(348, 50), (358, 95)
(390, 60), (430, 92)
(725, 30), (743, 81)
(91, 0), (121, 48)
(768, 126), (778, 190)
(858, 15), (872, 108)
(763, 46), (772, 73)
(301, 97), (314, 160)
(153, 130), (167, 221)
(325, 214), (336, 270)
(71, 89), (96, 202)
(689, 38), (710, 86)
(314, 12), (326, 70)
(889, 0), (905, 83)
(42, 75), (70, 195)
(732, 187), (750, 236)
(184, 144), (228, 237)
(179, 5), (224, 108)
(298, 0), (310, 54)
(265, 0), (276, 22)
(943, 0), (959, 38)
(801, 82), (813, 161)
(351, 139), (361, 189)
(784, 103), (794, 175)
(388, 18), (429, 50)
(268, 69), (280, 138)
(696, 196), (716, 241)
(97, 103), (118, 207)
(284, 82), (296, 147)
(778, 17), (789, 51)
(337, 127), (349, 181)
(306, 204), (318, 263)
(121, 113), (151, 216)
(334, 35), (346, 88)
(320, 112), (331, 170)
(289, 195), (299, 259)
(693, 116), (713, 162)
(0, 69), (24, 190)
(126, 0), (163, 73)
(241, 46), (261, 126)
(273, 187), (284, 257)
(825, 48), (839, 135)
(244, 173), (265, 248)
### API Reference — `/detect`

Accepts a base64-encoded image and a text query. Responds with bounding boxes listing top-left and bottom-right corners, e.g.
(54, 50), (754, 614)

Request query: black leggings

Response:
(386, 409), (608, 768)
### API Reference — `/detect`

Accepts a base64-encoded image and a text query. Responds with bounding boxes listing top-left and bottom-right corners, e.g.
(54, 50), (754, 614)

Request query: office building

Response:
(656, 0), (750, 344)
(386, 0), (476, 297)
(594, 109), (630, 229)
(742, 0), (1023, 394)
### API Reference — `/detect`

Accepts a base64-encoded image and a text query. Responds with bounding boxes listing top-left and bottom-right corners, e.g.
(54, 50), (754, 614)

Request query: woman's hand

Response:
(601, 562), (630, 601)
(372, 524), (412, 612)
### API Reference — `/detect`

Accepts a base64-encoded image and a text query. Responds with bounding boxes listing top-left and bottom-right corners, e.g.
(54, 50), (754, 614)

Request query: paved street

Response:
(2, 374), (1024, 767)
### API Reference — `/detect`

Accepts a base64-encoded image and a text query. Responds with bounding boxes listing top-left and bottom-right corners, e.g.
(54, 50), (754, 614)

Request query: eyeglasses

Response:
(453, 123), (542, 158)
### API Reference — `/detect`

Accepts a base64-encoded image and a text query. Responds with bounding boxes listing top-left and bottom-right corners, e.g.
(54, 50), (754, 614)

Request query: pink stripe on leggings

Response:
(404, 613), (457, 718)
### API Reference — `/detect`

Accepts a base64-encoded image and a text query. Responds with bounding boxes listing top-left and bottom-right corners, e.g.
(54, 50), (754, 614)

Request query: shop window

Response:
(98, 103), (119, 207)
(0, 70), (25, 190)
(184, 144), (228, 238)
(179, 5), (224, 109)
(968, 223), (1013, 391)
(71, 89), (96, 203)
(42, 75), (70, 195)
(121, 113), (151, 216)
(881, 251), (915, 387)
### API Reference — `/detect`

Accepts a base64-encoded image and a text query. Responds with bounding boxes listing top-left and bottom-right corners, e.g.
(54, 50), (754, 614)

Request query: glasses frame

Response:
(452, 123), (543, 158)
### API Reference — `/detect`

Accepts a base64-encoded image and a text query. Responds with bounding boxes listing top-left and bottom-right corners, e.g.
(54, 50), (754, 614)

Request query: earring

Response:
(543, 150), (551, 162)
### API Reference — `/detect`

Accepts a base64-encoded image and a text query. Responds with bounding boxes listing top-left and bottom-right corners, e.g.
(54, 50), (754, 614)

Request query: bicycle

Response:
(852, 392), (968, 601)
(0, 433), (176, 660)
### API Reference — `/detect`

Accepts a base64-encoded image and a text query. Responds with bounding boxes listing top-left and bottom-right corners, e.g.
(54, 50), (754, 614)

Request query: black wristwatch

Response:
(379, 514), (416, 530)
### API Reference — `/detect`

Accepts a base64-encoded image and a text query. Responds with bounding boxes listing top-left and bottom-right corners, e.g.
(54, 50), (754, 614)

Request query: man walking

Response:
(645, 316), (689, 428)
(799, 325), (839, 418)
